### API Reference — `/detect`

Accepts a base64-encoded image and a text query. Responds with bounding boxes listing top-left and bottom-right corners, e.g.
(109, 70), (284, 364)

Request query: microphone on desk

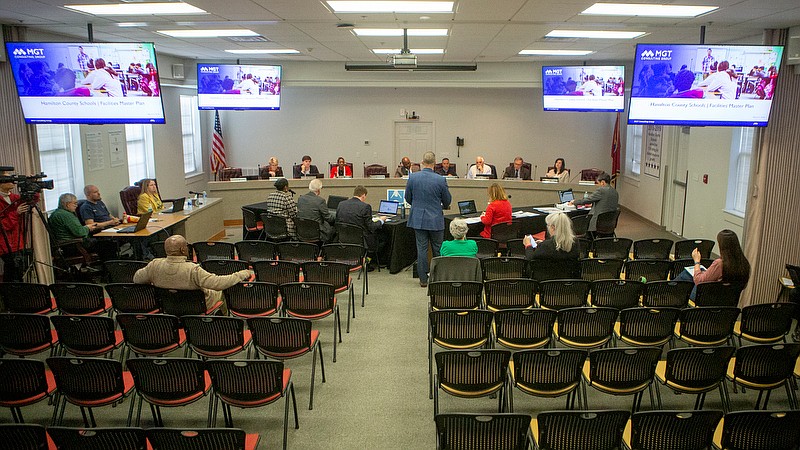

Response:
(288, 189), (296, 196)
(534, 165), (538, 178)
(568, 171), (582, 183)
(189, 191), (201, 196)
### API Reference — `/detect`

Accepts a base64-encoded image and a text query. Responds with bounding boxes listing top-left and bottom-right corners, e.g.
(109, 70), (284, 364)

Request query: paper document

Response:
(536, 207), (563, 214)
(512, 211), (540, 218)
(463, 217), (482, 225)
(781, 277), (794, 287)
(684, 265), (707, 276)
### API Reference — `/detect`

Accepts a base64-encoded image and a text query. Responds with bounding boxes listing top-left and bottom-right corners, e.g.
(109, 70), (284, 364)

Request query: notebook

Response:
(116, 211), (152, 233)
(458, 200), (478, 216)
(558, 189), (574, 203)
(162, 197), (186, 214)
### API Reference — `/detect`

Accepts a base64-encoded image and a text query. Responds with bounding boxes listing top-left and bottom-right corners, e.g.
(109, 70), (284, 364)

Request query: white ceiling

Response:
(1, 0), (799, 63)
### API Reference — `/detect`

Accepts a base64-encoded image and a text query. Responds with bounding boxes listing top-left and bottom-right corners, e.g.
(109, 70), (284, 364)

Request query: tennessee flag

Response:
(210, 110), (227, 173)
(611, 112), (621, 185)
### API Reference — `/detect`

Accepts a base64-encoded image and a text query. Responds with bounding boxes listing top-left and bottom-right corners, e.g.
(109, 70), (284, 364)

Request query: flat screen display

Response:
(628, 44), (784, 127)
(197, 64), (281, 110)
(542, 65), (625, 112)
(5, 42), (165, 124)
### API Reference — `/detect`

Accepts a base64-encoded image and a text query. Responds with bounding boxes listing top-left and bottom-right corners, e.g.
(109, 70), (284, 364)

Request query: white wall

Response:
(218, 86), (619, 178)
(78, 125), (129, 216)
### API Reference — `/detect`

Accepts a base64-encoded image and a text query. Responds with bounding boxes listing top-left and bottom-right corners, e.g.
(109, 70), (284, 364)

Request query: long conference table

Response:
(211, 178), (598, 274)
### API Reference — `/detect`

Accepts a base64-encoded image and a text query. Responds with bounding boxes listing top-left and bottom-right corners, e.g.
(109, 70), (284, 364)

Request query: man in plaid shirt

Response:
(701, 48), (715, 77)
(266, 178), (297, 238)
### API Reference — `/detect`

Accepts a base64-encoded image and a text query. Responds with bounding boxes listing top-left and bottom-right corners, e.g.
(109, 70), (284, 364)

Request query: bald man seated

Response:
(133, 235), (253, 312)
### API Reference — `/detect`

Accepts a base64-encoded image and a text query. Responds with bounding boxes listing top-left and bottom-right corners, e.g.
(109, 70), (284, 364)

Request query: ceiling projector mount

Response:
(345, 28), (477, 72)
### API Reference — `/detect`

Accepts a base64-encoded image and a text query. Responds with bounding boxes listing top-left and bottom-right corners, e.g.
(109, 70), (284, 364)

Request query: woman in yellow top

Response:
(137, 178), (163, 214)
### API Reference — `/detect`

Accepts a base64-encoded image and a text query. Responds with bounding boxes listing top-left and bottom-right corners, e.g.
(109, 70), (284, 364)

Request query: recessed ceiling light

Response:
(225, 49), (300, 54)
(518, 50), (594, 56)
(373, 48), (444, 54)
(354, 28), (448, 36)
(546, 30), (646, 39)
(326, 1), (453, 13)
(157, 29), (258, 38)
(65, 3), (207, 15)
(117, 22), (148, 28)
(581, 3), (718, 17)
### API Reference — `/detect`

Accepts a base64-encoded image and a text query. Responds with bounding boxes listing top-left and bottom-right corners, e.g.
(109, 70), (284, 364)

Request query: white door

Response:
(394, 121), (434, 166)
(666, 127), (690, 236)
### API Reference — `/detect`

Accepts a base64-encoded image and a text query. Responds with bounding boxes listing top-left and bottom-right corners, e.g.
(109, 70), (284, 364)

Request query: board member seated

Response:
(480, 183), (512, 238)
(502, 156), (531, 180)
(435, 158), (457, 177)
(394, 157), (413, 177)
(546, 158), (570, 182)
(293, 155), (320, 178)
(137, 178), (163, 214)
(49, 192), (117, 261)
(466, 156), (493, 179)
(262, 157), (283, 178)
(79, 185), (120, 230)
(330, 156), (353, 178)
(440, 218), (478, 257)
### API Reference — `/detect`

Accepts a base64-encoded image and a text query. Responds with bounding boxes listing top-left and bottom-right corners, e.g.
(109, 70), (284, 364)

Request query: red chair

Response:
(182, 315), (252, 359)
(50, 315), (125, 359)
(47, 427), (148, 449)
(248, 317), (326, 410)
(106, 283), (161, 314)
(126, 357), (213, 427)
(0, 424), (51, 449)
(224, 282), (281, 319)
(0, 359), (57, 424)
(116, 313), (188, 359)
(205, 360), (298, 450)
(280, 282), (341, 362)
(47, 356), (136, 427)
(0, 282), (56, 314)
(241, 208), (264, 241)
(0, 313), (59, 358)
(50, 282), (112, 316)
(301, 261), (355, 333)
(146, 428), (260, 450)
(154, 288), (222, 317)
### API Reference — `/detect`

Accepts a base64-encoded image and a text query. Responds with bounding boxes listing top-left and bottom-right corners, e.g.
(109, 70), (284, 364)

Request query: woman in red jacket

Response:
(480, 183), (512, 238)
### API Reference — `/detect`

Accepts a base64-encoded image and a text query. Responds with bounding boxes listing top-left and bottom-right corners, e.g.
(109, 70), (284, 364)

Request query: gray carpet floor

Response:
(12, 209), (796, 449)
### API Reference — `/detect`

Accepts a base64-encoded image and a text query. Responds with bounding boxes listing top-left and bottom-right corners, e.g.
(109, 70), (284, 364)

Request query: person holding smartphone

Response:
(523, 212), (581, 278)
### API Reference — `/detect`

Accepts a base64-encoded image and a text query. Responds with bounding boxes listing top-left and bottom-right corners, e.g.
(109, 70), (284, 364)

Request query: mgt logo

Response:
(640, 49), (673, 61)
(12, 47), (45, 57)
(200, 66), (219, 73)
(545, 68), (563, 76)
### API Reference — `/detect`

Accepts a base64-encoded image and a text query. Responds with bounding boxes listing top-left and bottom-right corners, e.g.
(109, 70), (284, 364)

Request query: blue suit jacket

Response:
(405, 168), (452, 231)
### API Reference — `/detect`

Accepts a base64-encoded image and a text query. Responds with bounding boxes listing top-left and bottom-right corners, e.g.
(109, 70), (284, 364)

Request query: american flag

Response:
(610, 112), (621, 185)
(210, 110), (226, 173)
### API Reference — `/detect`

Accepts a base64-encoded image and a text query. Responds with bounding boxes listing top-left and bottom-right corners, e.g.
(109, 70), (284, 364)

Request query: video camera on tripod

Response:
(0, 165), (54, 201)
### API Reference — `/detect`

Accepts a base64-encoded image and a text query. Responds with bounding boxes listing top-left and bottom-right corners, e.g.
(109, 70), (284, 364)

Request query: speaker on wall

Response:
(172, 63), (185, 79)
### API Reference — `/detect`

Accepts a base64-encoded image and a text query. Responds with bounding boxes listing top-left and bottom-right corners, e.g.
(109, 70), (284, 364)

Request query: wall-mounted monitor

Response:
(5, 42), (165, 124)
(542, 65), (625, 112)
(628, 43), (784, 127)
(197, 63), (281, 110)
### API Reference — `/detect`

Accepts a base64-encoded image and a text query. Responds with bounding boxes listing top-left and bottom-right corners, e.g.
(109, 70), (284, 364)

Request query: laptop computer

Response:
(327, 195), (348, 211)
(558, 189), (574, 203)
(116, 211), (152, 233)
(162, 197), (186, 214)
(378, 200), (400, 216)
(458, 200), (479, 216)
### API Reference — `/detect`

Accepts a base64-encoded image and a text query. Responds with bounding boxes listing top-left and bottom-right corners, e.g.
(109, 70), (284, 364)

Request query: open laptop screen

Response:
(458, 200), (478, 215)
(327, 195), (348, 210)
(378, 200), (399, 215)
(558, 189), (574, 203)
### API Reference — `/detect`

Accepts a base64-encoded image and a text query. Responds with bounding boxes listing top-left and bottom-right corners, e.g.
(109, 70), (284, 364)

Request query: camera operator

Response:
(0, 171), (34, 281)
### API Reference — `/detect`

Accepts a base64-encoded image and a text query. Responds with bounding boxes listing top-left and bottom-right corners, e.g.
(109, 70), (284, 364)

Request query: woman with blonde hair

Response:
(137, 178), (163, 214)
(523, 212), (581, 278)
(440, 218), (478, 257)
(264, 157), (283, 177)
(479, 183), (512, 238)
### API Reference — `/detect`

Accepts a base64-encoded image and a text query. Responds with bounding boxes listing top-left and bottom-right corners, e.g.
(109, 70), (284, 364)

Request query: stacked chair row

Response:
(0, 424), (261, 450)
(0, 355), (305, 449)
(432, 409), (800, 450)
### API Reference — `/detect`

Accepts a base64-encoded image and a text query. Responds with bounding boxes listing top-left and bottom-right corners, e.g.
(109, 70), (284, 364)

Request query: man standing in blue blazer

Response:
(405, 151), (452, 287)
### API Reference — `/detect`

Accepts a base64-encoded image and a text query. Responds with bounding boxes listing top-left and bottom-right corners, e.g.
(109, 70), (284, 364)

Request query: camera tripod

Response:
(1, 198), (68, 283)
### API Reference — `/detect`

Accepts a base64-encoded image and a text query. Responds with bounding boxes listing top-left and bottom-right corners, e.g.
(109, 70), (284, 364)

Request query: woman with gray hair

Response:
(523, 212), (581, 278)
(440, 218), (478, 257)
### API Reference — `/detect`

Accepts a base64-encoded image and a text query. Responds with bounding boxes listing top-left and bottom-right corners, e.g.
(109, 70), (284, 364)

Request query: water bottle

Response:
(201, 191), (207, 206)
(583, 191), (589, 199)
